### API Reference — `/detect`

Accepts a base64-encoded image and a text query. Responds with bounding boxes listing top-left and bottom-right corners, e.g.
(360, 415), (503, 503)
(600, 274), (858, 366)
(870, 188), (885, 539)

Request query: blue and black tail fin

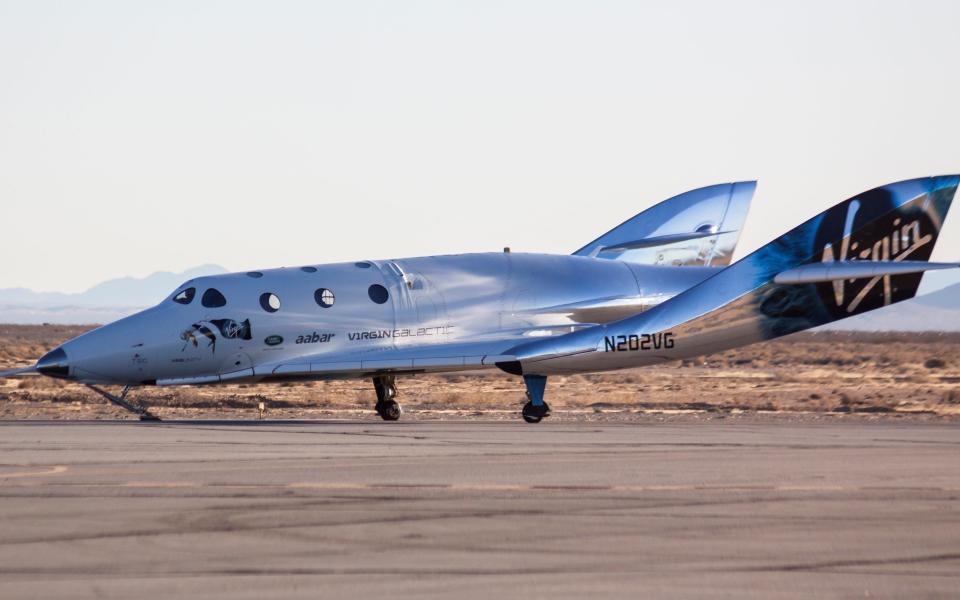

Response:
(573, 181), (756, 267)
(632, 175), (960, 346)
(505, 176), (959, 374)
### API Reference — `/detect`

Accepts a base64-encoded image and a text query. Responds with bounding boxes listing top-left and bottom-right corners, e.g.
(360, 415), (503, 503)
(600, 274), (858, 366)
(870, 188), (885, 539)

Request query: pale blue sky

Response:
(2, 0), (959, 293)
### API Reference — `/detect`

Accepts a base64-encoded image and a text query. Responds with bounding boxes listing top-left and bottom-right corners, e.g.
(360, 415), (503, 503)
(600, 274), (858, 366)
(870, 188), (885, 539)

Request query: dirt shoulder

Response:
(2, 325), (959, 420)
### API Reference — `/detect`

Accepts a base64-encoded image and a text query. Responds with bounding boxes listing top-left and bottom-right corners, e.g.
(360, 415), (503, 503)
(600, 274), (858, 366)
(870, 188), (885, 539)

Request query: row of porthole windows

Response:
(246, 262), (370, 278)
(172, 284), (390, 310)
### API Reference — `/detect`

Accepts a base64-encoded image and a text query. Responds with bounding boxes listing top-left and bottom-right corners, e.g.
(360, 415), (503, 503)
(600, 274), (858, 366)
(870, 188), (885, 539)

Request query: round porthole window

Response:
(247, 271), (264, 278)
(259, 292), (281, 313)
(368, 284), (389, 304)
(314, 288), (335, 308)
(300, 266), (318, 273)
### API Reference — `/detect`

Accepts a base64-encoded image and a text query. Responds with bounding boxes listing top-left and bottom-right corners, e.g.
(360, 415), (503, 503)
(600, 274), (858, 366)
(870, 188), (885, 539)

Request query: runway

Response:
(1, 419), (959, 599)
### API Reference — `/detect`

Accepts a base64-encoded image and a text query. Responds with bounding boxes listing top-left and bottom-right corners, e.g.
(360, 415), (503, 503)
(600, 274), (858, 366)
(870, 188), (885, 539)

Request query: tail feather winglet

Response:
(508, 175), (959, 374)
(573, 181), (756, 267)
(640, 174), (959, 343)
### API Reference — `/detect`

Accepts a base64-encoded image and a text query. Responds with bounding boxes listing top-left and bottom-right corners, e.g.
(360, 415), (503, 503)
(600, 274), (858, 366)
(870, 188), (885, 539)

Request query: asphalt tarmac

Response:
(1, 418), (959, 599)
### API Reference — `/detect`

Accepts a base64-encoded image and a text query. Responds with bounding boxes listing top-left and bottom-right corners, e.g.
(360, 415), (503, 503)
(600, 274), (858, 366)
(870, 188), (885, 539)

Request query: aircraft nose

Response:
(36, 347), (70, 379)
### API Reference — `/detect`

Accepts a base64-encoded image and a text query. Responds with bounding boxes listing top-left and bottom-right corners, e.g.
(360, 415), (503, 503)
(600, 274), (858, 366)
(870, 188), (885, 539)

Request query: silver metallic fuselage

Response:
(30, 176), (958, 396)
(52, 253), (717, 385)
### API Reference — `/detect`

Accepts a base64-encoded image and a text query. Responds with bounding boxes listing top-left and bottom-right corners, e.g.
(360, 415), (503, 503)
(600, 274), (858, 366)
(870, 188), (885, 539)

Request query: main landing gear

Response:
(521, 374), (550, 424)
(85, 384), (161, 421)
(372, 375), (402, 421)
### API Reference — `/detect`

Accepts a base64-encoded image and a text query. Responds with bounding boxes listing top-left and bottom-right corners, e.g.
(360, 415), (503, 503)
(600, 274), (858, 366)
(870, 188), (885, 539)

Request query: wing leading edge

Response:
(155, 339), (523, 386)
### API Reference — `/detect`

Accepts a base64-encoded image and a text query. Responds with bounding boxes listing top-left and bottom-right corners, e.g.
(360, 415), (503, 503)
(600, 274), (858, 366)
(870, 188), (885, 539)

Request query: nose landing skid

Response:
(85, 384), (161, 421)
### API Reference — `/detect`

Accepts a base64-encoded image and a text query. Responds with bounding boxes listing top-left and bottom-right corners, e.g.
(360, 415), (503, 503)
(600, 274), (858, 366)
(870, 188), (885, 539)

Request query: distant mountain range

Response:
(0, 264), (956, 329)
(820, 280), (959, 331)
(0, 265), (227, 324)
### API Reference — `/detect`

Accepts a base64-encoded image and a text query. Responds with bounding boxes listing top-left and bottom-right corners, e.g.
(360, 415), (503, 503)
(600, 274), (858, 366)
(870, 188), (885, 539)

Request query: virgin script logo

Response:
(820, 200), (932, 313)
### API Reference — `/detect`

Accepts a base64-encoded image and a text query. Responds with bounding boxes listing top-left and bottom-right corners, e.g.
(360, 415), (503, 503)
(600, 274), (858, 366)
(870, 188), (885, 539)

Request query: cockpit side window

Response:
(172, 287), (196, 305)
(201, 288), (227, 308)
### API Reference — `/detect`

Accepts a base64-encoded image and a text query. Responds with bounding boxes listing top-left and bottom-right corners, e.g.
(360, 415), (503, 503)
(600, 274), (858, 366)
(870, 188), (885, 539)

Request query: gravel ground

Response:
(2, 325), (959, 421)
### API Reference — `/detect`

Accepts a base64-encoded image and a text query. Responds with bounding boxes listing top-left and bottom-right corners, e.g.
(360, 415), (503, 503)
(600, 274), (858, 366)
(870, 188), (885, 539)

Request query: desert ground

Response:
(5, 419), (960, 599)
(4, 327), (960, 598)
(1, 324), (959, 421)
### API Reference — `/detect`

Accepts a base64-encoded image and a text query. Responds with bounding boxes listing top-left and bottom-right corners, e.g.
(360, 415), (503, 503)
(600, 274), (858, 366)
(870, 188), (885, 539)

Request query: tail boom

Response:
(507, 175), (960, 375)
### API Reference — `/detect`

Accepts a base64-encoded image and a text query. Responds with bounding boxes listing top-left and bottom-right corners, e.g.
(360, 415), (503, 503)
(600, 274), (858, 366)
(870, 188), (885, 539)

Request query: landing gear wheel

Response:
(372, 375), (401, 422)
(376, 400), (402, 421)
(522, 400), (551, 424)
(520, 374), (550, 424)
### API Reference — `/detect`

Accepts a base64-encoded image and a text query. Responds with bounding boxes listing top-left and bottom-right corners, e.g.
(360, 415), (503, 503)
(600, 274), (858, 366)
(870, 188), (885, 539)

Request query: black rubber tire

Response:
(377, 400), (402, 421)
(521, 400), (550, 424)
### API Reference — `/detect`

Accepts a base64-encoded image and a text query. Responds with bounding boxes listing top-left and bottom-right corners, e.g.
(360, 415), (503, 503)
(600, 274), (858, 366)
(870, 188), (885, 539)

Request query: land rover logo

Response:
(264, 335), (284, 346)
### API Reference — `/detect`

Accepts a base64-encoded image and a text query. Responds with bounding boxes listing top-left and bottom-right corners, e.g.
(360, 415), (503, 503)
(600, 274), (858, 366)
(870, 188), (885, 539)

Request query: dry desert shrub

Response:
(3, 324), (960, 418)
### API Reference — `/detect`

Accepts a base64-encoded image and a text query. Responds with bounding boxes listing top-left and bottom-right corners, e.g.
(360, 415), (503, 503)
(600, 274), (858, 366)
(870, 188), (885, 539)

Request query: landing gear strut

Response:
(372, 375), (401, 421)
(521, 374), (550, 424)
(85, 384), (161, 421)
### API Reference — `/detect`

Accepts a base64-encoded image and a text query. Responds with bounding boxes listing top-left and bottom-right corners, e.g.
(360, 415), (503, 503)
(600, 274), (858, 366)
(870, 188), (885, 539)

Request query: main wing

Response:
(154, 337), (530, 385)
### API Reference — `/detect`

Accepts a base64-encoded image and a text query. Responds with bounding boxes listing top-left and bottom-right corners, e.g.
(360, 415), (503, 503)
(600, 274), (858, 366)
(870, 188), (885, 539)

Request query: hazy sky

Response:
(2, 0), (960, 293)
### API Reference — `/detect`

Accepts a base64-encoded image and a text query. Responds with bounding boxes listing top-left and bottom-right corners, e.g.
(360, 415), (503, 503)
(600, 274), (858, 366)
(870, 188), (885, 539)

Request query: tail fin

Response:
(627, 175), (959, 350)
(505, 176), (959, 374)
(573, 181), (756, 267)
